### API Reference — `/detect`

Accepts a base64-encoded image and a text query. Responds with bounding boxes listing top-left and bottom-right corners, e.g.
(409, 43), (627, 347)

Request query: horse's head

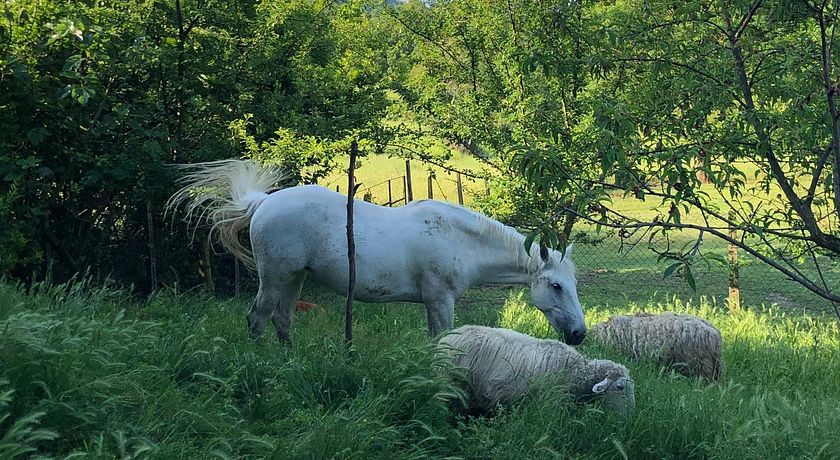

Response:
(529, 244), (586, 345)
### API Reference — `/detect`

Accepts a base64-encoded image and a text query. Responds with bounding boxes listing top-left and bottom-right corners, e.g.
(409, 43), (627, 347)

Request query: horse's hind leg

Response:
(270, 272), (307, 343)
(247, 272), (306, 341)
(247, 282), (284, 339)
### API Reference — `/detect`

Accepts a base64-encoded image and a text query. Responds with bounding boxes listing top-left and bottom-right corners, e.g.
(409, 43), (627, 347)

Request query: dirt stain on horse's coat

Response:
(424, 216), (448, 236)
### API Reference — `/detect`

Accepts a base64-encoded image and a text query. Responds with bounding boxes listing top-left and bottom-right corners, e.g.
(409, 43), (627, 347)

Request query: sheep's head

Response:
(587, 361), (635, 415)
(592, 375), (635, 415)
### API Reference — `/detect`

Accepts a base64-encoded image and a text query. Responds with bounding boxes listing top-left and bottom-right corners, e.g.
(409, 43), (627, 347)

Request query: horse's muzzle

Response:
(564, 328), (586, 346)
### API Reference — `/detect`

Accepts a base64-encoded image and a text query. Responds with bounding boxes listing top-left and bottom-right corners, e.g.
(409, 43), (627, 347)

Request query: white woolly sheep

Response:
(590, 312), (724, 381)
(437, 325), (635, 414)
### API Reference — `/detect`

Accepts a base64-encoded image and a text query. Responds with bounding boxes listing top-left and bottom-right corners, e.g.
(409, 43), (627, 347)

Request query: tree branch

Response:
(735, 0), (763, 39)
(721, 5), (840, 253)
(612, 56), (745, 106)
(816, 0), (840, 223)
(565, 207), (840, 303)
(386, 10), (471, 74)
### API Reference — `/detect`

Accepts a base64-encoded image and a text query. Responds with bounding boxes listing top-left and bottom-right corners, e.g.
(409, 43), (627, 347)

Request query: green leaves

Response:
(58, 84), (95, 105)
(26, 128), (49, 146)
(48, 18), (84, 45)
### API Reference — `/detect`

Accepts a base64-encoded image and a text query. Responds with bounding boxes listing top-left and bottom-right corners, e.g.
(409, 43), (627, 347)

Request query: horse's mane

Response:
(421, 200), (576, 276)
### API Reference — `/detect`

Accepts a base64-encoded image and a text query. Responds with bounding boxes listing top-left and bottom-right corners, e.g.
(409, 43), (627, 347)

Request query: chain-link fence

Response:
(571, 234), (839, 313)
(216, 180), (838, 317)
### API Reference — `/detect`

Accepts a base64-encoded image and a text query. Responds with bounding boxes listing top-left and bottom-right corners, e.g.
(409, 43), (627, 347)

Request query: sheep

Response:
(590, 312), (724, 381)
(437, 325), (635, 415)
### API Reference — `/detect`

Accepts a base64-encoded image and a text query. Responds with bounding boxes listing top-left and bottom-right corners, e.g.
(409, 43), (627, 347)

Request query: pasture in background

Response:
(316, 154), (840, 317)
(321, 151), (489, 206)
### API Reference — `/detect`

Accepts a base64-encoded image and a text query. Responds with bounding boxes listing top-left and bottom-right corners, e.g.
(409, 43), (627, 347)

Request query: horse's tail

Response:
(166, 159), (287, 270)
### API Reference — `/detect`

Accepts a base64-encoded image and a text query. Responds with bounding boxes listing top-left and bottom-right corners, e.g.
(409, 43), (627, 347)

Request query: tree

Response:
(392, 0), (840, 308)
(0, 0), (395, 291)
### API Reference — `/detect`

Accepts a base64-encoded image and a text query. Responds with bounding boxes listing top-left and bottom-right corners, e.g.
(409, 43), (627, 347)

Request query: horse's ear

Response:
(539, 243), (550, 263)
(564, 243), (574, 259)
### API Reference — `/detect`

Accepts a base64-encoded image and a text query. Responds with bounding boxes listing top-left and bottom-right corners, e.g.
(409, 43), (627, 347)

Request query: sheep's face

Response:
(530, 244), (586, 345)
(593, 376), (636, 415)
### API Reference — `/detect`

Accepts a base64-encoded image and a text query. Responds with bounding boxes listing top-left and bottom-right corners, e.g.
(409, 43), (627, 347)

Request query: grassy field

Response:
(321, 154), (839, 315)
(2, 278), (840, 459)
(321, 151), (488, 205)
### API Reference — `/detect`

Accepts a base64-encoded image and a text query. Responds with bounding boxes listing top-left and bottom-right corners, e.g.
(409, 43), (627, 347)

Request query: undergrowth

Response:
(1, 280), (839, 459)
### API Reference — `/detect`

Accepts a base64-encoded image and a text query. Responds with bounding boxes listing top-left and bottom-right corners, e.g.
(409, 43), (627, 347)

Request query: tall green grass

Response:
(1, 280), (839, 458)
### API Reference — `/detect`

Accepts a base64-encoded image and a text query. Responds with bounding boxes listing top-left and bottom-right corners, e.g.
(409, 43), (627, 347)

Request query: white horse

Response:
(168, 160), (587, 345)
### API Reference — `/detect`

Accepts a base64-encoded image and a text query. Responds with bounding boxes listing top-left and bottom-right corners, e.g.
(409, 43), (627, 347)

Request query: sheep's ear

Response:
(592, 377), (611, 394)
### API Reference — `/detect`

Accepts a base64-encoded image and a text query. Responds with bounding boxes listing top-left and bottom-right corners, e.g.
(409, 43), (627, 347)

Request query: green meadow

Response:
(2, 277), (839, 459)
(321, 151), (489, 205)
(4, 157), (837, 459)
(326, 154), (839, 315)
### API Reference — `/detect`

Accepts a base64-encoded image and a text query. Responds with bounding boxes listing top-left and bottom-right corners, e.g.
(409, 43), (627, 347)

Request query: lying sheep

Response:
(590, 312), (724, 381)
(437, 325), (634, 414)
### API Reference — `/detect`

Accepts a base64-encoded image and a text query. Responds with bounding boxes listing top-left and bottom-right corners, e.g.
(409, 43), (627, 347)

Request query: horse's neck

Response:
(471, 232), (537, 285)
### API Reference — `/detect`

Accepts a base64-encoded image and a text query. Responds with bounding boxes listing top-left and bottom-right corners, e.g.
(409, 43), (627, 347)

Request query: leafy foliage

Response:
(1, 0), (393, 290)
(392, 0), (840, 304)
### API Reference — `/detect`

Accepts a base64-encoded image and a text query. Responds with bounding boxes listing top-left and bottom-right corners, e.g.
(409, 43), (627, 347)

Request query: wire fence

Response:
(219, 167), (839, 317)
(226, 229), (838, 316)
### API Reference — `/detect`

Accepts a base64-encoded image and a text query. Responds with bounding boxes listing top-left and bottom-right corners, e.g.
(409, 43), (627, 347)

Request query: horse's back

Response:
(248, 186), (487, 300)
(252, 186), (478, 244)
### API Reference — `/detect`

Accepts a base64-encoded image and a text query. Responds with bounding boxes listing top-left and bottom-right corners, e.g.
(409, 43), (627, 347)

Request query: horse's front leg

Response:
(424, 296), (455, 337)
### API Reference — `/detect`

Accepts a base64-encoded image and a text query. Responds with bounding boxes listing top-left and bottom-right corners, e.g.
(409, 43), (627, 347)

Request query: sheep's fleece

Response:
(591, 312), (724, 381)
(437, 325), (634, 414)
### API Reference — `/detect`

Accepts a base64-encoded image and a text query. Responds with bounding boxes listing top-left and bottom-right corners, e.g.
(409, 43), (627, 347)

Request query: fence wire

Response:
(221, 181), (839, 316)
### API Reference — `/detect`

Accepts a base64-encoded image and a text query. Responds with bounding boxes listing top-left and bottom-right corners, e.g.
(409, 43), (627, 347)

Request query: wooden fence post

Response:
(427, 174), (434, 199)
(202, 235), (215, 294)
(146, 200), (158, 292)
(44, 210), (53, 284)
(728, 211), (740, 311)
(405, 160), (413, 202)
(484, 178), (490, 196)
(234, 259), (240, 297)
(456, 172), (464, 205)
(345, 140), (359, 350)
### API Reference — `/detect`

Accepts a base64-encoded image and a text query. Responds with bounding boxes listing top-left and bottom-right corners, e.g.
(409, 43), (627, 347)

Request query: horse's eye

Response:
(551, 283), (563, 292)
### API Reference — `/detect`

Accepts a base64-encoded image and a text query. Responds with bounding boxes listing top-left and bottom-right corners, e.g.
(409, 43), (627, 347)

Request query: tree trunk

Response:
(201, 234), (215, 294)
(147, 200), (158, 293)
(560, 210), (576, 247)
(727, 211), (740, 311)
